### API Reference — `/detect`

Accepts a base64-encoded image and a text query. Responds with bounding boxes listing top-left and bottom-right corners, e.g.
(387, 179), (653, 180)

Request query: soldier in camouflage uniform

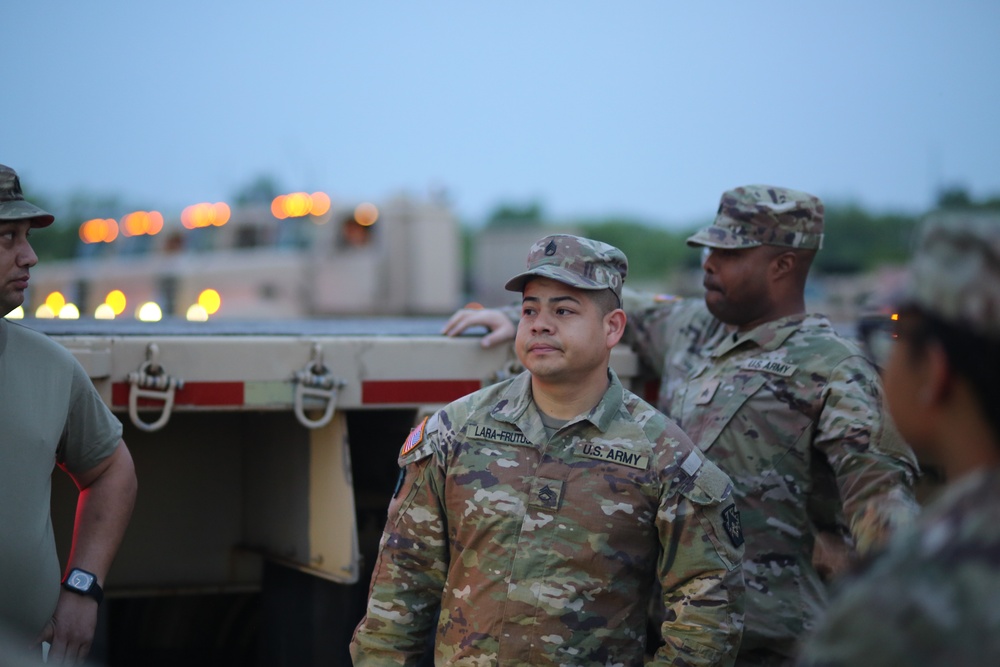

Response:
(443, 187), (921, 665)
(352, 235), (746, 666)
(795, 213), (1000, 666)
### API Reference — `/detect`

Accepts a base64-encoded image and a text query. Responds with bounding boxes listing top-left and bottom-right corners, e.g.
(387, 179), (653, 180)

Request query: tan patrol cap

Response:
(687, 184), (824, 250)
(505, 234), (628, 303)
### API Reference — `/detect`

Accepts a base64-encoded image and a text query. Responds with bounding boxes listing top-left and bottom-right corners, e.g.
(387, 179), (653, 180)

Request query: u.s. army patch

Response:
(740, 358), (797, 377)
(578, 443), (650, 470)
(722, 503), (744, 548)
(400, 417), (428, 457)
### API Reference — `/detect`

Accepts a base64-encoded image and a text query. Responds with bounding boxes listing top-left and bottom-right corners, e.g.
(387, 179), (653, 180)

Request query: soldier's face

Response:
(701, 246), (775, 329)
(881, 313), (937, 458)
(0, 221), (38, 317)
(516, 278), (618, 387)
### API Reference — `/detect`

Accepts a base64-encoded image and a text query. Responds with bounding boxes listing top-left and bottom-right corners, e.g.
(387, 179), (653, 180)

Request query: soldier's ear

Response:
(604, 309), (626, 348)
(919, 341), (953, 407)
(769, 250), (797, 280)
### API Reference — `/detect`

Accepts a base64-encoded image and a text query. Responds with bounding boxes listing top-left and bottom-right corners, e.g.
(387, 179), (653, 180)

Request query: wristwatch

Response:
(62, 568), (104, 604)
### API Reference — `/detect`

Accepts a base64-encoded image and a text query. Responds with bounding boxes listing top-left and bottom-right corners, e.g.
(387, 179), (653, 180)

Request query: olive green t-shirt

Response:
(0, 319), (122, 639)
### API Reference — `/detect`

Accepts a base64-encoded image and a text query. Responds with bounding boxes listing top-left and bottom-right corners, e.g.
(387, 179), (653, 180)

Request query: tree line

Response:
(22, 179), (1000, 281)
(484, 187), (1000, 282)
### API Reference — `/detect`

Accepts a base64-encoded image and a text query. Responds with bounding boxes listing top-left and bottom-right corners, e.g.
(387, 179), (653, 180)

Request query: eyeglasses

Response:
(857, 313), (900, 369)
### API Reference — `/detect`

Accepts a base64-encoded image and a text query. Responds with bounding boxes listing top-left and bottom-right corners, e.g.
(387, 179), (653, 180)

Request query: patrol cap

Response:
(687, 184), (824, 250)
(0, 164), (54, 228)
(504, 234), (628, 303)
(899, 212), (1000, 340)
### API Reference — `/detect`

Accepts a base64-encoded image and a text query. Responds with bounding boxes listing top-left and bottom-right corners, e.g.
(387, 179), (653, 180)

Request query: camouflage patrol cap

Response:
(0, 164), (54, 227)
(687, 184), (824, 250)
(901, 213), (1000, 340)
(504, 234), (628, 302)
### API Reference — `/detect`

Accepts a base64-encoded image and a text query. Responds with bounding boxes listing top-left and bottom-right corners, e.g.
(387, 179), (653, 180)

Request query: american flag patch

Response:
(400, 417), (429, 457)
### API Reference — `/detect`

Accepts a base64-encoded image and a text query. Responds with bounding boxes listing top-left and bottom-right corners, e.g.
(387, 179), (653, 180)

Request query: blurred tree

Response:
(29, 226), (77, 262)
(578, 219), (702, 281)
(936, 186), (1000, 211)
(815, 204), (918, 274)
(64, 192), (125, 220)
(233, 174), (284, 207)
(485, 201), (544, 228)
(936, 186), (973, 209)
(459, 223), (478, 302)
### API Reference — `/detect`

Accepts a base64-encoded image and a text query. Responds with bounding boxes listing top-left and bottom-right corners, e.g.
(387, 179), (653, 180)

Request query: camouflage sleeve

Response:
(499, 302), (520, 325)
(651, 453), (745, 667)
(794, 543), (939, 667)
(794, 581), (917, 666)
(620, 286), (683, 375)
(350, 417), (449, 666)
(814, 356), (921, 556)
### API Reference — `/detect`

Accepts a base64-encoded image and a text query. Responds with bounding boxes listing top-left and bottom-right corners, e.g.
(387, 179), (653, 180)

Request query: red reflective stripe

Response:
(110, 379), (481, 408)
(112, 382), (245, 407)
(362, 380), (481, 405)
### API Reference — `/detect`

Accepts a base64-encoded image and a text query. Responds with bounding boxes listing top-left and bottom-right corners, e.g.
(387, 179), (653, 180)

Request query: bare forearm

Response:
(42, 442), (136, 663)
(65, 442), (137, 581)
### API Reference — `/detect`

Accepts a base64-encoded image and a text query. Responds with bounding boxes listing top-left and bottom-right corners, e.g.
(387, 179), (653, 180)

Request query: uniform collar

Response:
(710, 312), (816, 357)
(492, 367), (625, 434)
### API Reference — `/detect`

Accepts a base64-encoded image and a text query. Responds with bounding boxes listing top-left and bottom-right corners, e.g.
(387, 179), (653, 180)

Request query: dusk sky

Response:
(5, 1), (999, 228)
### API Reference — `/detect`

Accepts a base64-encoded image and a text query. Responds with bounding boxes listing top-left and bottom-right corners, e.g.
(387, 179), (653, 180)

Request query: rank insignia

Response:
(400, 417), (428, 457)
(529, 478), (564, 511)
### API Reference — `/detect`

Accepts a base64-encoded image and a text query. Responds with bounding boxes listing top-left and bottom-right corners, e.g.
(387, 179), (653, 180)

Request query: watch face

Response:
(67, 570), (95, 591)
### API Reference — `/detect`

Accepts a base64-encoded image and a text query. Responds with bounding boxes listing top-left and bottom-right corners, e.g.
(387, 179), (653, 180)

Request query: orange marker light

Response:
(310, 192), (331, 216)
(271, 195), (288, 220)
(121, 211), (162, 237)
(212, 203), (231, 226)
(183, 203), (231, 228)
(79, 218), (119, 243)
(285, 192), (312, 218)
(354, 202), (379, 226)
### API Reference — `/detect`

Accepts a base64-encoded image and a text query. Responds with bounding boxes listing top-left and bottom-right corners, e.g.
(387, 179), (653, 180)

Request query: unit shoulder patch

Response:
(722, 503), (744, 548)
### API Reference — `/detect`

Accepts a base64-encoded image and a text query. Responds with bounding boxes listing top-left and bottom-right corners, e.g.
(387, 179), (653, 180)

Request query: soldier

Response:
(0, 164), (137, 663)
(795, 213), (1000, 665)
(352, 235), (745, 666)
(443, 186), (921, 665)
